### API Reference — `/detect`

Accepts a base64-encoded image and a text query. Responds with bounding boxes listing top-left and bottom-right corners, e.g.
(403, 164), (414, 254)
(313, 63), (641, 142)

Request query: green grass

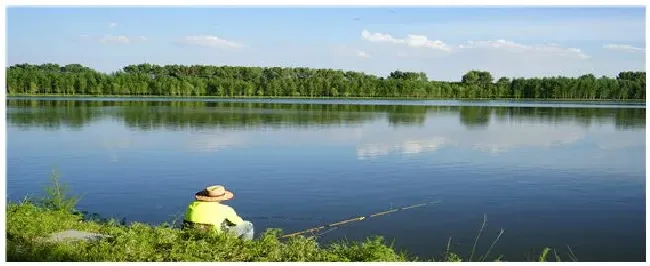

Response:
(6, 170), (575, 262)
(7, 201), (414, 262)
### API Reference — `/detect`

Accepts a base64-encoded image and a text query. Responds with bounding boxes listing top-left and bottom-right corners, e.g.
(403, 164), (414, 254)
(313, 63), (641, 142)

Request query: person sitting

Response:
(183, 185), (254, 240)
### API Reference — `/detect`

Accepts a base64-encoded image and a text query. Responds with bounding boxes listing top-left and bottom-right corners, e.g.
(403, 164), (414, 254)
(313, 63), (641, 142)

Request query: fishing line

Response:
(280, 200), (442, 238)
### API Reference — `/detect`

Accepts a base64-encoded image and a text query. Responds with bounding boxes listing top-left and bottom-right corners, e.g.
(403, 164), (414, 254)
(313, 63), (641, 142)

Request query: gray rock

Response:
(45, 230), (112, 243)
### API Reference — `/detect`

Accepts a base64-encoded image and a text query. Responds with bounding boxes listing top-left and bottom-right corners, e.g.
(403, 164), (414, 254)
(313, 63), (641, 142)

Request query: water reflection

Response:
(7, 99), (645, 160)
(355, 120), (588, 159)
(7, 99), (645, 130)
(357, 137), (449, 159)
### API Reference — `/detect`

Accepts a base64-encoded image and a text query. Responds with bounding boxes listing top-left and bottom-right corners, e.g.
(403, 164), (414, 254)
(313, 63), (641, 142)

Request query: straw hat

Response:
(195, 185), (234, 202)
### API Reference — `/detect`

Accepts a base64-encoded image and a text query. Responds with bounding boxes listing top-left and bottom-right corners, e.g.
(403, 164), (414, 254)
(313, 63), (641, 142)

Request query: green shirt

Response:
(184, 201), (245, 232)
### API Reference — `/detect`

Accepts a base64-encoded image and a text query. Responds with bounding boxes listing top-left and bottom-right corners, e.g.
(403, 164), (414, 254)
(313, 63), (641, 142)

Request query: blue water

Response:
(6, 98), (646, 261)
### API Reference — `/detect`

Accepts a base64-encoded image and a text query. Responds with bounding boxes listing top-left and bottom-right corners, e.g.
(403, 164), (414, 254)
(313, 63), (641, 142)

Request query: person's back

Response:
(183, 185), (254, 240)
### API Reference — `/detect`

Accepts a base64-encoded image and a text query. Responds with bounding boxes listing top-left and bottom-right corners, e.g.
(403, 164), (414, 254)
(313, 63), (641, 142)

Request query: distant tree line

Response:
(5, 63), (646, 99)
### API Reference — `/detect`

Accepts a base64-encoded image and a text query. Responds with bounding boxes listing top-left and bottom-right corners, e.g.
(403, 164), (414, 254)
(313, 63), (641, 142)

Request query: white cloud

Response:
(138, 36), (148, 41)
(100, 34), (131, 44)
(393, 17), (644, 43)
(405, 34), (450, 51)
(603, 44), (645, 53)
(108, 22), (117, 29)
(357, 51), (370, 58)
(361, 29), (451, 52)
(179, 35), (244, 49)
(361, 30), (401, 43)
(360, 31), (587, 59)
(458, 40), (589, 59)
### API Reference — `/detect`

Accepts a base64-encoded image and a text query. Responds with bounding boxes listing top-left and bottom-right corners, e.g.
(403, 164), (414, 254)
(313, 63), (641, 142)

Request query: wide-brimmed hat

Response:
(195, 185), (234, 202)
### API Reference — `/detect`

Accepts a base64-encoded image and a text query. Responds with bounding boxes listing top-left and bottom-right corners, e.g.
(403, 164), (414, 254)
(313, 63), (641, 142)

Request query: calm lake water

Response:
(6, 97), (646, 261)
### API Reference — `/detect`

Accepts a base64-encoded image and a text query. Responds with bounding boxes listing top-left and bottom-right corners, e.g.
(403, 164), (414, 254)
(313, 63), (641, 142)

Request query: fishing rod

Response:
(280, 200), (442, 238)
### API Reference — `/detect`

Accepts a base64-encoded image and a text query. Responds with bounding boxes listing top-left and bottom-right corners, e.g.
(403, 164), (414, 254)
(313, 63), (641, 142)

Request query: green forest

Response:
(6, 63), (646, 99)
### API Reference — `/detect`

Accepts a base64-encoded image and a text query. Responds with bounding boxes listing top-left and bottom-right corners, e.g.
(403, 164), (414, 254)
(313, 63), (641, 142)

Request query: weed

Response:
(38, 168), (79, 212)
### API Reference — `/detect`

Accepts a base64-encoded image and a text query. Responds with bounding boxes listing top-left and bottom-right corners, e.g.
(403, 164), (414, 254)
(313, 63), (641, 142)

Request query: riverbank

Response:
(6, 173), (572, 262)
(6, 93), (647, 102)
(7, 201), (418, 262)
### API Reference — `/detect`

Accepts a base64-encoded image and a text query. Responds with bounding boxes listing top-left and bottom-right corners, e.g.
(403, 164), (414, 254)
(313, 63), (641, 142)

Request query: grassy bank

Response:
(7, 201), (418, 262)
(6, 93), (647, 102)
(6, 172), (572, 262)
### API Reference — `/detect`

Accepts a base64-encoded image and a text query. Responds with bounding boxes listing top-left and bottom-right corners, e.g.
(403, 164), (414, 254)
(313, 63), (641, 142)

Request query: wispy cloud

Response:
(100, 34), (131, 44)
(458, 40), (527, 50)
(108, 22), (117, 29)
(333, 45), (371, 59)
(360, 30), (587, 59)
(178, 35), (244, 49)
(603, 44), (645, 53)
(458, 40), (589, 59)
(78, 34), (147, 44)
(361, 29), (451, 52)
(357, 51), (371, 58)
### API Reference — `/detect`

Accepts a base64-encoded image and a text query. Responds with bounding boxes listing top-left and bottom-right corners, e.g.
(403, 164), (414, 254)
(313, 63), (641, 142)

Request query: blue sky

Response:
(7, 7), (646, 81)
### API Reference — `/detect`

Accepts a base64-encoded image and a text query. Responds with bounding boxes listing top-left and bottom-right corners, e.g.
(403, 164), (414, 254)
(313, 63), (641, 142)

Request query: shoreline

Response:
(6, 94), (647, 103)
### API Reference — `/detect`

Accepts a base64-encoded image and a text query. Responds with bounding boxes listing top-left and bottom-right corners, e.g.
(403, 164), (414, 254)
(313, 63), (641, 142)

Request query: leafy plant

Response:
(39, 168), (79, 212)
